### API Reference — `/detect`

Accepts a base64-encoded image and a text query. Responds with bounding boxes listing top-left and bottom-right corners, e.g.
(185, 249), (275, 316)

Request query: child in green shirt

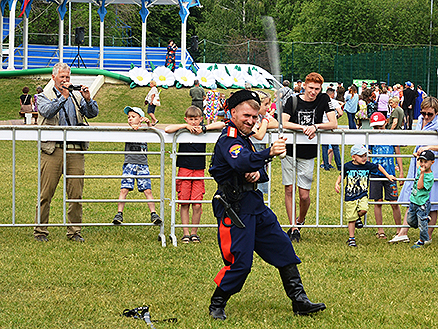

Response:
(407, 150), (435, 248)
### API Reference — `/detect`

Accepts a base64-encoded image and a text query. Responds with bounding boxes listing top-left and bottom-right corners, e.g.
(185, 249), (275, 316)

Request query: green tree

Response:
(273, 0), (438, 81)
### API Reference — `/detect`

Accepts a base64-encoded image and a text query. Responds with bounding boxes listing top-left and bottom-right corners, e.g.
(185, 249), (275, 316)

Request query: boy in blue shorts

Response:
(408, 150), (435, 248)
(112, 106), (162, 225)
(335, 144), (396, 247)
(368, 112), (402, 239)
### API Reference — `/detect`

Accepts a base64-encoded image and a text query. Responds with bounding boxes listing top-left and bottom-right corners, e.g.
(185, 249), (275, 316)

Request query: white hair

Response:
(52, 62), (71, 76)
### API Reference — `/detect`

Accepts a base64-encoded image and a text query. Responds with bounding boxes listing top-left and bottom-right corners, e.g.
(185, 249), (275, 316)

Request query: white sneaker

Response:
(425, 239), (432, 245)
(388, 235), (410, 243)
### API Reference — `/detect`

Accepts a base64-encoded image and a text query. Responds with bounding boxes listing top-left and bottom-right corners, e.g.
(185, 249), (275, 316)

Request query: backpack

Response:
(281, 88), (293, 108)
(282, 95), (298, 117)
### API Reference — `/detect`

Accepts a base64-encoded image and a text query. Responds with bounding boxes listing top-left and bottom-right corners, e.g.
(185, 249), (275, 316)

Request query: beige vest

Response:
(38, 88), (88, 154)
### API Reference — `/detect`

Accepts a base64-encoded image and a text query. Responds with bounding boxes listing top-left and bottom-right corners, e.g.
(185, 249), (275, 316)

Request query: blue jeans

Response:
(346, 111), (357, 129)
(407, 200), (431, 242)
(321, 144), (342, 171)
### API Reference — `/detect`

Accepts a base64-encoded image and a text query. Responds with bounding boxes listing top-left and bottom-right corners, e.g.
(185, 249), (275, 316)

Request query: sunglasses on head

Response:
(420, 111), (435, 117)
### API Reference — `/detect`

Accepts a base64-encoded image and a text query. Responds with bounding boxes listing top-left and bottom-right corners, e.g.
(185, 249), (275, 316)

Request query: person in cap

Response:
(405, 149), (435, 248)
(208, 89), (326, 320)
(112, 106), (162, 226)
(293, 79), (304, 94)
(402, 81), (417, 130)
(368, 112), (402, 239)
(34, 62), (99, 242)
(335, 144), (396, 247)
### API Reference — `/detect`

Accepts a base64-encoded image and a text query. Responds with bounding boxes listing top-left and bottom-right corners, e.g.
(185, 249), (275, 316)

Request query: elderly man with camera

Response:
(34, 62), (99, 242)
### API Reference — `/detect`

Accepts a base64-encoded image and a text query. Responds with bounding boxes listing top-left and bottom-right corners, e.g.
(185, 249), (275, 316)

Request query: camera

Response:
(68, 85), (82, 92)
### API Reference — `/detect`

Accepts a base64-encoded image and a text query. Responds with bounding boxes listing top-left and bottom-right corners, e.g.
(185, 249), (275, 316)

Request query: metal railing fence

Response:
(166, 128), (438, 244)
(2, 125), (167, 246)
(167, 129), (274, 246)
(1, 125), (438, 247)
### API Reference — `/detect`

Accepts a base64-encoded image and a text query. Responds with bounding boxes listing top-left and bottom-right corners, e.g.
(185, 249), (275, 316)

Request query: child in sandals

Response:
(335, 144), (396, 247)
(165, 106), (224, 243)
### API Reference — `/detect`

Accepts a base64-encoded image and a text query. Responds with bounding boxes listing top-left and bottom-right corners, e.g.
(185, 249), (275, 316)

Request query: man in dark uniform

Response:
(208, 90), (326, 320)
(402, 81), (416, 130)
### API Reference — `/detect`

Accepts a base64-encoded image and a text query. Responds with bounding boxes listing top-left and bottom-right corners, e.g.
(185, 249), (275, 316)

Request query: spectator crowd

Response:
(25, 65), (438, 251)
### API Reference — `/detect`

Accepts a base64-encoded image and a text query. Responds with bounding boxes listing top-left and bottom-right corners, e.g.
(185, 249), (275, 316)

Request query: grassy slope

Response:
(0, 77), (437, 328)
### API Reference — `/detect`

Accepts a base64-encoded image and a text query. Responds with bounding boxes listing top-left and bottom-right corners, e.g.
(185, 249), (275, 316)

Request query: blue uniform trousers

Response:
(214, 206), (301, 295)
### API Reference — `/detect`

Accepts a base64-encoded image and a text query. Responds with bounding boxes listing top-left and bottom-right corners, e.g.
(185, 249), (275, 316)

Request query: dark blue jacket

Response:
(209, 121), (273, 218)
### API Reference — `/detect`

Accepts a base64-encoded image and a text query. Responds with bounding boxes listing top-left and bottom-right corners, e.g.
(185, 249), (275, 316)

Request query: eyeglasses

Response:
(420, 111), (435, 117)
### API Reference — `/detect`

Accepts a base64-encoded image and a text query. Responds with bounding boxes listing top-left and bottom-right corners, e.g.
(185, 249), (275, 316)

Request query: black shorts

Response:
(147, 104), (156, 114)
(369, 174), (398, 201)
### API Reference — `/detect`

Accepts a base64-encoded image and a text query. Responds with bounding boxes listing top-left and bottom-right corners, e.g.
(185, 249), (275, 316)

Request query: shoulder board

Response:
(227, 126), (238, 138)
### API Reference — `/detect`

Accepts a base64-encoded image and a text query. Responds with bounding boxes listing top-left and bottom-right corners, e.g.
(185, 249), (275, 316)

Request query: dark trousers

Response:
(346, 111), (357, 129)
(404, 108), (413, 130)
(214, 207), (301, 295)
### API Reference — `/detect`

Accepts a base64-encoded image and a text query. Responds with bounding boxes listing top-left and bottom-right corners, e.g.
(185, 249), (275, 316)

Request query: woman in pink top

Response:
(377, 87), (390, 118)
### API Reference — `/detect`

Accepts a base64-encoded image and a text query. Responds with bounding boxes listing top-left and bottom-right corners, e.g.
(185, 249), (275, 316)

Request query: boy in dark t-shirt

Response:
(165, 106), (224, 243)
(281, 72), (337, 243)
(335, 144), (396, 247)
(112, 106), (162, 226)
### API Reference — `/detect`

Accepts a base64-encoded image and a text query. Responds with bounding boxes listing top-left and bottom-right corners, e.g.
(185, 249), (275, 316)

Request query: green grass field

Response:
(1, 78), (437, 328)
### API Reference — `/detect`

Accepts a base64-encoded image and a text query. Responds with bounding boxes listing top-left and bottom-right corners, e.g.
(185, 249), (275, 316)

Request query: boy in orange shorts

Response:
(165, 106), (224, 243)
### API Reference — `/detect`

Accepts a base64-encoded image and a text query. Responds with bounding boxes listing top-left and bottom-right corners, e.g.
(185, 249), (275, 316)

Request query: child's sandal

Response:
(376, 232), (387, 239)
(181, 235), (190, 244)
(189, 234), (201, 243)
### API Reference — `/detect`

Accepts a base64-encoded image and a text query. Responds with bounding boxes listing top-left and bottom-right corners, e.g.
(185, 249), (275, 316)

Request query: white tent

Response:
(0, 0), (201, 70)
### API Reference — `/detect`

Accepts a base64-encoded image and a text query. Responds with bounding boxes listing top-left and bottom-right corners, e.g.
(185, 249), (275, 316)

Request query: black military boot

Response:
(208, 286), (231, 320)
(278, 264), (326, 315)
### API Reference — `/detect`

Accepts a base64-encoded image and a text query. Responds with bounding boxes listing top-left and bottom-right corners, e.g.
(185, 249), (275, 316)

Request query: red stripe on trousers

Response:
(214, 217), (234, 286)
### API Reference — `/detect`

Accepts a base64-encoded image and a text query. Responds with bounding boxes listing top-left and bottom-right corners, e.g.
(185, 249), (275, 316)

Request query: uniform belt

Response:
(241, 183), (257, 192)
(218, 183), (257, 193)
(55, 142), (82, 150)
